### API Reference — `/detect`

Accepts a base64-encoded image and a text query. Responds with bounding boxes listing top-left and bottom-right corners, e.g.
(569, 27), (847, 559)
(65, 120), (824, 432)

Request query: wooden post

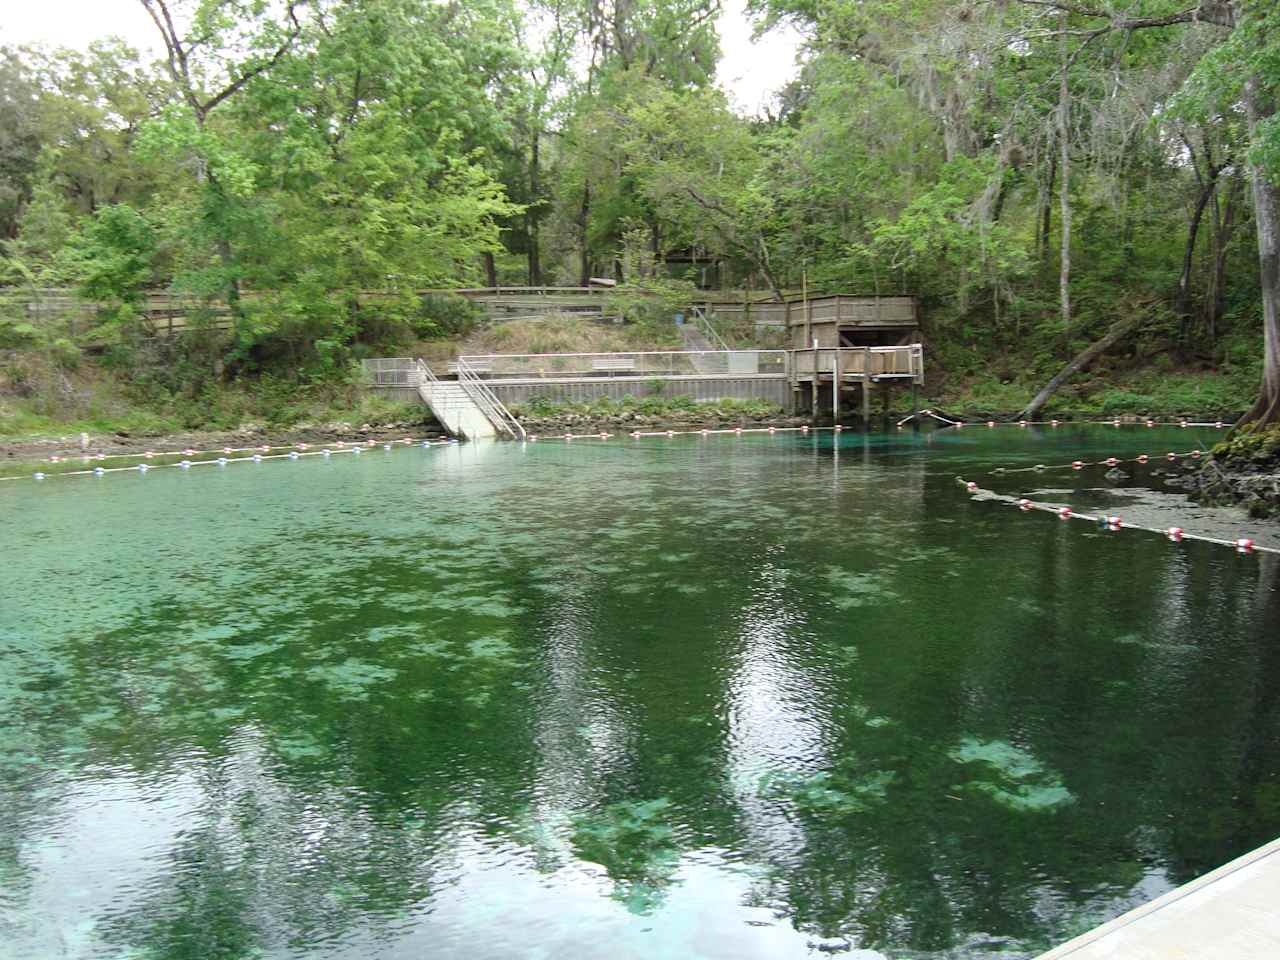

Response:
(782, 350), (791, 414)
(833, 348), (841, 421)
(802, 270), (811, 352)
(861, 348), (871, 425)
(810, 353), (819, 417)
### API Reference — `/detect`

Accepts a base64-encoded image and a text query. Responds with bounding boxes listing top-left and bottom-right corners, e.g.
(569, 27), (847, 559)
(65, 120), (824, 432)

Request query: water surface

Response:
(2, 427), (1278, 959)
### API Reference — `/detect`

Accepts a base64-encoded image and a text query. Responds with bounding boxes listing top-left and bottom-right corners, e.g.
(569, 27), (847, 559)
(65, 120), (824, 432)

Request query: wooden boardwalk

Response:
(365, 346), (925, 433)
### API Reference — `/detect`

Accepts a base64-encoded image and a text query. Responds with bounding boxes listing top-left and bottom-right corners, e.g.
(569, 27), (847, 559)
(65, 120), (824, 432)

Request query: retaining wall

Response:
(482, 375), (789, 406)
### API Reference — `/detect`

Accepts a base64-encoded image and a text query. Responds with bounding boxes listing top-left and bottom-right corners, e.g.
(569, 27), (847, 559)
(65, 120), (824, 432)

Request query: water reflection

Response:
(1, 429), (1278, 958)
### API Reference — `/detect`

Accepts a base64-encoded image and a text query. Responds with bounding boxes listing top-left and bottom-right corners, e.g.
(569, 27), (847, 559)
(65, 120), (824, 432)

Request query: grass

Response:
(1, 351), (427, 441)
(934, 365), (1260, 418)
(464, 313), (681, 356)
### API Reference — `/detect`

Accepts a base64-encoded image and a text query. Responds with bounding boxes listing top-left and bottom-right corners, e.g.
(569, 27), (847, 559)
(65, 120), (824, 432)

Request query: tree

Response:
(1009, 0), (1280, 427)
(0, 48), (42, 240)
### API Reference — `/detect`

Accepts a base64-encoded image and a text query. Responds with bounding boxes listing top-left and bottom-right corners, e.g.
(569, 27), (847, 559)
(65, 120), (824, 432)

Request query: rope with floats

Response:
(956, 477), (1276, 556)
(989, 449), (1207, 475)
(11, 437), (458, 484)
(896, 410), (1231, 430)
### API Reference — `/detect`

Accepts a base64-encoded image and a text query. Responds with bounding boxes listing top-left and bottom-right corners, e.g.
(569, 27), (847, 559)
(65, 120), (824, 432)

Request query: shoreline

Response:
(0, 420), (445, 466)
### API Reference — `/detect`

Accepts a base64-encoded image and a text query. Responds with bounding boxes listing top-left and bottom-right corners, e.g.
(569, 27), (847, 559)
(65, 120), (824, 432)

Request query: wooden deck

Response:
(367, 346), (924, 422)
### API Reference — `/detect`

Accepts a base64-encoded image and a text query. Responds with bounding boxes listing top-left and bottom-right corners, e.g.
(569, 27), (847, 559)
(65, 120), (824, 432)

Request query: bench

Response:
(591, 357), (637, 375)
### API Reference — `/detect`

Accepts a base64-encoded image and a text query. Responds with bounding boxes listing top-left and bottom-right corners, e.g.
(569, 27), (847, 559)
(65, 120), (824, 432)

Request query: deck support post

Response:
(833, 349), (842, 422)
(861, 347), (872, 425)
(784, 351), (796, 415)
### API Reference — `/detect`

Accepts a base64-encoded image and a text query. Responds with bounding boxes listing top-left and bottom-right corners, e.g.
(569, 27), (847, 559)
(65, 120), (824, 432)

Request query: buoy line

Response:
(35, 436), (450, 464)
(990, 450), (1206, 475)
(528, 425), (822, 441)
(896, 410), (1231, 430)
(956, 477), (1276, 555)
(9, 437), (458, 484)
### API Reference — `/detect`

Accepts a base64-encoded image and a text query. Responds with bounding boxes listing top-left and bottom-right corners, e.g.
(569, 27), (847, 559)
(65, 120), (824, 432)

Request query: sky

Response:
(0, 0), (804, 117)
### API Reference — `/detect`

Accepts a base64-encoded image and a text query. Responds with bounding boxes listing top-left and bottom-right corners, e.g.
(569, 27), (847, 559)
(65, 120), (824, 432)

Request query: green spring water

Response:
(1, 427), (1277, 959)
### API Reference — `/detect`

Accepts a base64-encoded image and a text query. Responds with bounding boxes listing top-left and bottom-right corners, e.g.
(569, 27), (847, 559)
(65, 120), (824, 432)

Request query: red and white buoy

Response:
(1072, 460), (1084, 470)
(1236, 538), (1255, 553)
(1019, 498), (1033, 511)
(966, 481), (978, 493)
(1166, 452), (1177, 461)
(1058, 506), (1072, 520)
(1104, 457), (1119, 467)
(1136, 454), (1149, 464)
(1167, 527), (1184, 542)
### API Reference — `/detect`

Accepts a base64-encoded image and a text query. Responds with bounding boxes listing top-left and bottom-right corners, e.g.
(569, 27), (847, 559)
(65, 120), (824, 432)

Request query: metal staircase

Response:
(414, 359), (524, 441)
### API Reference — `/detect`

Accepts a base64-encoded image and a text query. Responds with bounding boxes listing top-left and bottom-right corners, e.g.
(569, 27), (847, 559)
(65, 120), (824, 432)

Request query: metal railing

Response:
(456, 350), (788, 380)
(363, 357), (420, 386)
(689, 305), (731, 351)
(454, 358), (526, 440)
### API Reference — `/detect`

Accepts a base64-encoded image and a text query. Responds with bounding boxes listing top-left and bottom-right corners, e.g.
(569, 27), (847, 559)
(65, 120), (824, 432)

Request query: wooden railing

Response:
(791, 346), (924, 383)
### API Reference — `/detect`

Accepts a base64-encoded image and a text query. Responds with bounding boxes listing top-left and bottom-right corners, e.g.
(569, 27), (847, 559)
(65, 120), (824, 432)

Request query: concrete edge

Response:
(1035, 836), (1280, 959)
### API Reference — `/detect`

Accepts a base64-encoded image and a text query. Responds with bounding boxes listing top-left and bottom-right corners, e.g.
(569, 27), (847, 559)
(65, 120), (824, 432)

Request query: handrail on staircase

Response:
(690, 305), (731, 351)
(452, 357), (527, 441)
(414, 357), (439, 386)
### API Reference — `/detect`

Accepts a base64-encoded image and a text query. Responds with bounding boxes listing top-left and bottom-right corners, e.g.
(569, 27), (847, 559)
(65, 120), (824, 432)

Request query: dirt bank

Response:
(0, 417), (444, 465)
(1167, 427), (1280, 519)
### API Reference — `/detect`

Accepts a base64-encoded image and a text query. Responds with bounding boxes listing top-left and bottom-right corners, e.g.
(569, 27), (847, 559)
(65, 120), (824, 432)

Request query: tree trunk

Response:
(1206, 176), (1241, 341)
(577, 184), (591, 286)
(1239, 77), (1280, 429)
(1057, 20), (1071, 346)
(1038, 154), (1056, 263)
(482, 251), (497, 288)
(1177, 177), (1217, 324)
(527, 132), (542, 286)
(1017, 314), (1147, 420)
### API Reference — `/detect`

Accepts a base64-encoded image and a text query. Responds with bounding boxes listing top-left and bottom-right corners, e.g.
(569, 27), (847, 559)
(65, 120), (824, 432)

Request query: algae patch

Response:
(949, 738), (1075, 812)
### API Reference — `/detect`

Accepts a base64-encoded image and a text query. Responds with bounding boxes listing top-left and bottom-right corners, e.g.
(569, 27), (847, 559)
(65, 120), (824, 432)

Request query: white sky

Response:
(0, 0), (802, 116)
